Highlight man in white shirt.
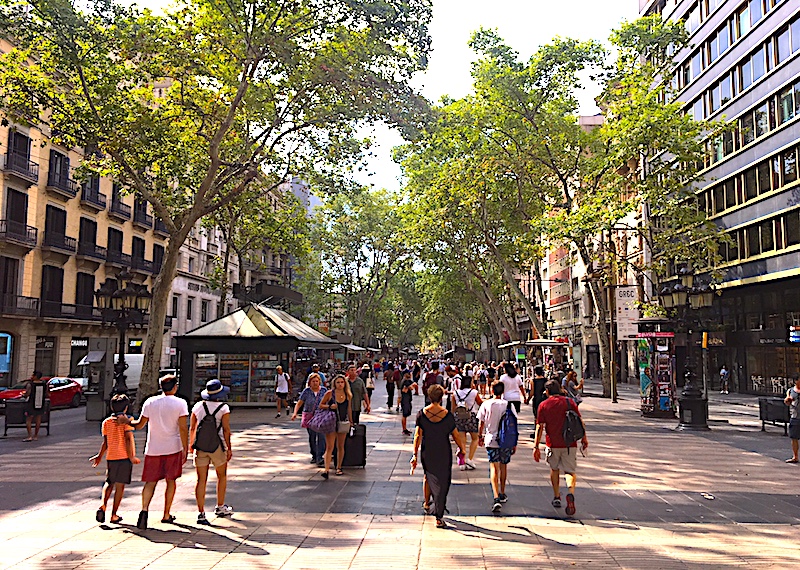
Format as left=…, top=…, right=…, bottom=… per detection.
left=274, top=365, right=292, bottom=418
left=120, top=375, right=188, bottom=530
left=477, top=382, right=517, bottom=512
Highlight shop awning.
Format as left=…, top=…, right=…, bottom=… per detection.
left=342, top=343, right=367, bottom=352
left=79, top=350, right=107, bottom=365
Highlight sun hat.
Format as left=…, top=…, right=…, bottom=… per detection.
left=201, top=379, right=230, bottom=401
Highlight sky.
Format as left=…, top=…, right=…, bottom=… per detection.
left=358, top=0, right=642, bottom=192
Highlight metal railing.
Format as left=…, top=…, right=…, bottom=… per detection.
left=154, top=218, right=169, bottom=235
left=133, top=208, right=153, bottom=229
left=109, top=199, right=132, bottom=220
left=77, top=241, right=107, bottom=260
left=0, top=219, right=38, bottom=247
left=106, top=249, right=132, bottom=266
left=80, top=187, right=107, bottom=210
left=0, top=294, right=39, bottom=317
left=46, top=173, right=79, bottom=197
left=131, top=256, right=154, bottom=274
left=43, top=231, right=77, bottom=253
left=3, top=152, right=39, bottom=183
left=40, top=300, right=101, bottom=320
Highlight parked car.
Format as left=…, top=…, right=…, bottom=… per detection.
left=0, top=378, right=82, bottom=411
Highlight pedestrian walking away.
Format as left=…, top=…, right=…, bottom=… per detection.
left=533, top=380, right=588, bottom=517
left=531, top=365, right=547, bottom=418
left=346, top=363, right=371, bottom=424
left=292, top=373, right=328, bottom=466
left=411, top=384, right=466, bottom=529
left=90, top=394, right=140, bottom=525
left=422, top=362, right=444, bottom=406
left=362, top=363, right=375, bottom=399
left=719, top=365, right=730, bottom=394
left=190, top=379, right=234, bottom=525
left=318, top=375, right=353, bottom=478
left=22, top=370, right=49, bottom=441
left=274, top=365, right=292, bottom=418
left=117, top=374, right=189, bottom=530
left=451, top=383, right=482, bottom=469
left=385, top=363, right=397, bottom=409
left=499, top=361, right=526, bottom=413
left=784, top=375, right=800, bottom=463
left=400, top=370, right=418, bottom=436
left=477, top=382, right=518, bottom=512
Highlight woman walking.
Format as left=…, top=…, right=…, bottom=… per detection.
left=385, top=363, right=396, bottom=409
left=318, top=375, right=352, bottom=478
left=451, top=382, right=482, bottom=470
left=361, top=364, right=375, bottom=400
left=531, top=365, right=547, bottom=418
left=400, top=370, right=418, bottom=436
left=411, top=385, right=466, bottom=529
left=291, top=373, right=327, bottom=466
left=499, top=361, right=526, bottom=413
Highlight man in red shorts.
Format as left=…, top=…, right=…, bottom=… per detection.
left=119, top=375, right=188, bottom=529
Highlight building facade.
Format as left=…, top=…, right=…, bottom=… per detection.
left=642, top=0, right=800, bottom=394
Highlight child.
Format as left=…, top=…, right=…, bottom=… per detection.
left=400, top=370, right=418, bottom=436
left=90, top=394, right=140, bottom=524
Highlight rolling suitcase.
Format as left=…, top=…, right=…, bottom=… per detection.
left=341, top=424, right=367, bottom=467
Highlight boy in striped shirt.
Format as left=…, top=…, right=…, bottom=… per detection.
left=90, top=394, right=140, bottom=524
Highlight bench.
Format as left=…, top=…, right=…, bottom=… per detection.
left=758, top=397, right=790, bottom=436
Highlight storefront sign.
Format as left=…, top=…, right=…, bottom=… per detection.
left=71, top=338, right=88, bottom=348
left=637, top=332, right=675, bottom=338
left=788, top=325, right=800, bottom=344
left=616, top=286, right=639, bottom=340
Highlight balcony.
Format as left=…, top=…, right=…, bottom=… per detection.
left=109, top=199, right=131, bottom=222
left=131, top=256, right=154, bottom=275
left=42, top=231, right=77, bottom=254
left=106, top=249, right=132, bottom=268
left=45, top=173, right=79, bottom=200
left=0, top=294, right=39, bottom=317
left=40, top=301, right=100, bottom=321
left=0, top=219, right=38, bottom=252
left=76, top=241, right=107, bottom=271
left=133, top=208, right=153, bottom=230
left=154, top=218, right=169, bottom=237
left=80, top=187, right=107, bottom=212
left=2, top=153, right=39, bottom=184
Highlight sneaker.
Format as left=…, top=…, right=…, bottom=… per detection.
left=565, top=493, right=576, bottom=516
left=197, top=512, right=210, bottom=525
left=465, top=459, right=477, bottom=470
left=551, top=496, right=562, bottom=509
left=310, top=458, right=318, bottom=464
left=492, top=498, right=502, bottom=512
left=214, top=504, right=234, bottom=517
left=402, top=429, right=412, bottom=436
left=275, top=413, right=281, bottom=418
left=459, top=464, right=467, bottom=471
left=498, top=494, right=508, bottom=503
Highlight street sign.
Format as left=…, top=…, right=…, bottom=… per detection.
left=615, top=286, right=639, bottom=340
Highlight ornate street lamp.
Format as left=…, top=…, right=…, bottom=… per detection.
left=95, top=270, right=151, bottom=394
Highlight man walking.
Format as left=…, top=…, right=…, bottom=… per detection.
left=477, top=382, right=517, bottom=512
left=533, top=380, right=588, bottom=516
left=346, top=363, right=370, bottom=424
left=719, top=365, right=730, bottom=394
left=784, top=375, right=800, bottom=463
left=274, top=365, right=292, bottom=418
left=120, top=375, right=188, bottom=529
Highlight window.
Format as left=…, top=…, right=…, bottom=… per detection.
left=757, top=161, right=771, bottom=193
left=708, top=34, right=719, bottom=64
left=737, top=5, right=751, bottom=38
left=745, top=167, right=758, bottom=200
left=107, top=227, right=123, bottom=253
left=690, top=51, right=702, bottom=80
left=718, top=24, right=730, bottom=55
left=187, top=297, right=194, bottom=320
left=153, top=244, right=164, bottom=269
left=725, top=179, right=737, bottom=209
left=132, top=236, right=145, bottom=260
left=171, top=295, right=179, bottom=319
left=779, top=87, right=795, bottom=124
left=795, top=81, right=800, bottom=116
left=792, top=19, right=800, bottom=53
left=752, top=47, right=765, bottom=82
left=747, top=226, right=760, bottom=257
left=710, top=85, right=720, bottom=112
left=741, top=111, right=755, bottom=145
left=720, top=75, right=732, bottom=105
left=784, top=149, right=798, bottom=185
left=693, top=98, right=705, bottom=121
left=754, top=103, right=769, bottom=138
left=713, top=184, right=724, bottom=214
left=688, top=5, right=701, bottom=34
left=786, top=211, right=800, bottom=246
left=201, top=300, right=209, bottom=322
left=772, top=156, right=781, bottom=189
left=777, top=28, right=791, bottom=63
left=750, top=0, right=763, bottom=26
left=188, top=257, right=195, bottom=273
left=741, top=59, right=752, bottom=90
left=723, top=129, right=734, bottom=156
left=760, top=220, right=774, bottom=252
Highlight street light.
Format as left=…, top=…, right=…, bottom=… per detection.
left=95, top=270, right=152, bottom=394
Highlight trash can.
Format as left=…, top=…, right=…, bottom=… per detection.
left=4, top=399, right=50, bottom=436
left=85, top=391, right=107, bottom=421
left=758, top=397, right=789, bottom=435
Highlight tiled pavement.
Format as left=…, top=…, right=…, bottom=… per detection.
left=0, top=381, right=798, bottom=569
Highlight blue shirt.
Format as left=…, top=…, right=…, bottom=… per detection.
left=298, top=386, right=327, bottom=412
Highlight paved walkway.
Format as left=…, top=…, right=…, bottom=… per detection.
left=1, top=380, right=798, bottom=569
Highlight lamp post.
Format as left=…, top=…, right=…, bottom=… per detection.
left=657, top=266, right=717, bottom=430
left=95, top=270, right=152, bottom=394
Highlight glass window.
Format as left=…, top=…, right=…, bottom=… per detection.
left=688, top=5, right=701, bottom=34
left=751, top=0, right=764, bottom=25
left=723, top=129, right=734, bottom=156
left=755, top=103, right=769, bottom=137
left=187, top=297, right=194, bottom=320
left=741, top=111, right=755, bottom=145
left=741, top=59, right=752, bottom=90
left=693, top=98, right=705, bottom=120
left=766, top=40, right=774, bottom=72
left=201, top=300, right=209, bottom=322
left=691, top=51, right=702, bottom=80
left=709, top=36, right=719, bottom=64
left=738, top=5, right=751, bottom=38
left=745, top=167, right=758, bottom=200
left=725, top=180, right=737, bottom=208
left=786, top=211, right=800, bottom=246
left=713, top=136, right=724, bottom=164
left=718, top=25, right=730, bottom=54
left=778, top=28, right=791, bottom=63
left=784, top=149, right=798, bottom=184
left=713, top=184, right=725, bottom=213
left=748, top=225, right=760, bottom=256
left=795, top=81, right=800, bottom=115
left=761, top=220, right=774, bottom=252
left=779, top=87, right=795, bottom=123
left=727, top=234, right=739, bottom=261
left=792, top=19, right=800, bottom=53
left=757, top=161, right=771, bottom=193
left=171, top=295, right=179, bottom=318
left=772, top=156, right=782, bottom=189
left=710, top=85, right=720, bottom=112
left=720, top=74, right=732, bottom=105
left=752, top=47, right=765, bottom=82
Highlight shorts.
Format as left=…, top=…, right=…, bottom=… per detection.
left=194, top=446, right=227, bottom=468
left=545, top=446, right=578, bottom=474
left=486, top=447, right=513, bottom=464
left=478, top=378, right=487, bottom=385
left=401, top=399, right=412, bottom=418
left=106, top=458, right=133, bottom=484
left=276, top=392, right=288, bottom=400
left=789, top=418, right=800, bottom=440
left=141, top=451, right=183, bottom=482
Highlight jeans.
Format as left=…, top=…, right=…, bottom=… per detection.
left=307, top=428, right=326, bottom=462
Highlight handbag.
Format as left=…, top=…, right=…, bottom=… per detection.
left=309, top=408, right=337, bottom=434
left=301, top=411, right=315, bottom=428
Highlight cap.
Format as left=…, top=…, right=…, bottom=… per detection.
left=201, top=379, right=230, bottom=401
left=312, top=363, right=320, bottom=368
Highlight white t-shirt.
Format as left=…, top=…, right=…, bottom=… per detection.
left=499, top=373, right=524, bottom=402
left=141, top=394, right=189, bottom=456
left=191, top=400, right=230, bottom=449
left=453, top=387, right=479, bottom=412
left=276, top=372, right=290, bottom=393
left=448, top=374, right=462, bottom=392
left=477, top=398, right=517, bottom=448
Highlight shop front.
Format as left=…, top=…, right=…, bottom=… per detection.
left=176, top=303, right=341, bottom=406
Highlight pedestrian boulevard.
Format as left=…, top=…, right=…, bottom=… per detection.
left=0, top=381, right=798, bottom=569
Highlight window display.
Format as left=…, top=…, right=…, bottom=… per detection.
left=194, top=353, right=218, bottom=401
left=250, top=354, right=281, bottom=402
left=219, top=354, right=250, bottom=403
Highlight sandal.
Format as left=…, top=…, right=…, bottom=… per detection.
left=335, top=469, right=343, bottom=476
left=96, top=508, right=105, bottom=523
left=110, top=515, right=123, bottom=524
left=422, top=504, right=432, bottom=515
left=435, top=518, right=448, bottom=529
left=321, top=471, right=329, bottom=479
left=786, top=458, right=799, bottom=463
left=22, top=437, right=33, bottom=442
left=160, top=515, right=176, bottom=524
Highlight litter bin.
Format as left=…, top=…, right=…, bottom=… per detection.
left=85, top=390, right=107, bottom=421
left=4, top=399, right=50, bottom=436
left=758, top=397, right=789, bottom=435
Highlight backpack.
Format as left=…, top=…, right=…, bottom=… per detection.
left=454, top=389, right=473, bottom=421
left=193, top=402, right=223, bottom=452
left=496, top=401, right=518, bottom=449
left=562, top=398, right=585, bottom=446
left=423, top=371, right=439, bottom=393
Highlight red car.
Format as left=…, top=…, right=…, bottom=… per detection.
left=0, top=378, right=83, bottom=411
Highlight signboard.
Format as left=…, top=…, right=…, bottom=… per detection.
left=789, top=325, right=800, bottom=344
left=637, top=332, right=675, bottom=338
left=615, top=286, right=639, bottom=339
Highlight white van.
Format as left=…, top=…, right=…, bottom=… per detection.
left=58, top=353, right=144, bottom=396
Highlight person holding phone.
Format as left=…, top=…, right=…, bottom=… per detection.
left=784, top=375, right=800, bottom=463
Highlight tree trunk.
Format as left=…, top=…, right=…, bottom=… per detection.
left=138, top=226, right=191, bottom=407
left=487, top=241, right=545, bottom=336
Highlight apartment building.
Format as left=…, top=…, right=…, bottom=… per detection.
left=642, top=0, right=800, bottom=395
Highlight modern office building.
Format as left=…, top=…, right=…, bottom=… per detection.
left=641, top=0, right=800, bottom=394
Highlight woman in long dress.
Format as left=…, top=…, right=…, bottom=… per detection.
left=410, top=384, right=466, bottom=529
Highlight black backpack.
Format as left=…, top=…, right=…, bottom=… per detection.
left=193, top=402, right=223, bottom=452
left=562, top=398, right=585, bottom=445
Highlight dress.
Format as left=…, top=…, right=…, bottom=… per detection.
left=416, top=409, right=457, bottom=520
